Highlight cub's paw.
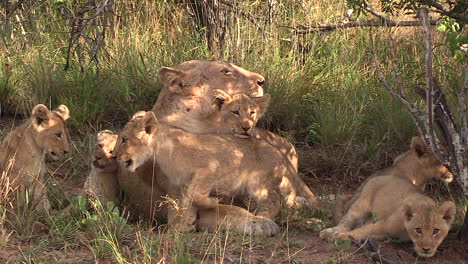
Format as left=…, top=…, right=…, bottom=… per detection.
left=336, top=232, right=353, bottom=241
left=319, top=227, right=339, bottom=239
left=243, top=216, right=280, bottom=237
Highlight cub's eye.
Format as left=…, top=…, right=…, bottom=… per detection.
left=250, top=111, right=256, bottom=116
left=433, top=228, right=440, bottom=235
left=55, top=132, right=62, bottom=139
left=231, top=111, right=240, bottom=116
left=97, top=144, right=103, bottom=149
left=415, top=228, right=422, bottom=234
left=122, top=137, right=128, bottom=144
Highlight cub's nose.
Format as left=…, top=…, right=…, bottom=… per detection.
left=64, top=150, right=69, bottom=154
left=422, top=248, right=431, bottom=253
left=242, top=126, right=250, bottom=132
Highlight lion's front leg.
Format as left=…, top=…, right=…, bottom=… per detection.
left=337, top=221, right=388, bottom=241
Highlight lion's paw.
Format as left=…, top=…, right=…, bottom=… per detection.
left=336, top=232, right=352, bottom=241
left=319, top=227, right=338, bottom=239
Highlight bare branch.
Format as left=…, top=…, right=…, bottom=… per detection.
left=428, top=0, right=468, bottom=23
left=462, top=56, right=468, bottom=150
left=419, top=8, right=438, bottom=153
left=350, top=238, right=399, bottom=264
left=281, top=19, right=439, bottom=34
left=372, top=50, right=428, bottom=137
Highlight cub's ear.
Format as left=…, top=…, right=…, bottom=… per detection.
left=31, top=104, right=51, bottom=130
left=53, top=104, right=70, bottom=121
left=411, top=136, right=430, bottom=157
left=253, top=94, right=271, bottom=117
left=158, top=67, right=186, bottom=94
left=403, top=203, right=415, bottom=222
left=438, top=201, right=456, bottom=225
left=97, top=130, right=114, bottom=141
left=131, top=111, right=147, bottom=120
left=212, top=89, right=232, bottom=110
left=142, top=111, right=158, bottom=135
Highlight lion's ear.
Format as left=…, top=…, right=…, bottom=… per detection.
left=403, top=203, right=415, bottom=222
left=31, top=104, right=51, bottom=130
left=131, top=111, right=147, bottom=120
left=438, top=201, right=456, bottom=225
left=97, top=130, right=114, bottom=141
left=158, top=67, right=186, bottom=94
left=53, top=104, right=70, bottom=121
left=253, top=94, right=271, bottom=117
left=142, top=111, right=158, bottom=135
left=212, top=89, right=232, bottom=110
left=411, top=136, right=430, bottom=157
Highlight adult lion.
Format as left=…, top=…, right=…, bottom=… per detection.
left=117, top=60, right=282, bottom=236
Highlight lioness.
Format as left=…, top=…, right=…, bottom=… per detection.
left=0, top=104, right=70, bottom=212
left=320, top=175, right=456, bottom=258
left=334, top=136, right=453, bottom=223
left=114, top=111, right=324, bottom=226
left=83, top=130, right=120, bottom=207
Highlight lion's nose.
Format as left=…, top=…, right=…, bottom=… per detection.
left=422, top=248, right=430, bottom=253
left=242, top=126, right=250, bottom=132
left=64, top=150, right=68, bottom=154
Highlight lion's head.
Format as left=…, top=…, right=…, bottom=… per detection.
left=403, top=199, right=456, bottom=257
left=153, top=60, right=265, bottom=133
left=393, top=137, right=453, bottom=184
left=92, top=130, right=118, bottom=172
left=114, top=111, right=157, bottom=173
left=211, top=89, right=271, bottom=138
left=31, top=104, right=70, bottom=161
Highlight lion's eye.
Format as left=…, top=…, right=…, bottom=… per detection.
left=250, top=111, right=256, bottom=116
left=97, top=143, right=103, bottom=148
left=55, top=132, right=62, bottom=139
left=221, top=68, right=232, bottom=75
left=122, top=137, right=128, bottom=144
left=231, top=111, right=240, bottom=116
left=415, top=228, right=422, bottom=234
left=433, top=228, right=440, bottom=235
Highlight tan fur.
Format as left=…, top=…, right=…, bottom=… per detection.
left=114, top=111, right=325, bottom=230
left=83, top=130, right=120, bottom=207
left=0, top=104, right=70, bottom=212
left=334, top=136, right=453, bottom=223
left=208, top=89, right=298, bottom=170
left=320, top=176, right=456, bottom=258
left=115, top=60, right=281, bottom=235
left=153, top=60, right=265, bottom=134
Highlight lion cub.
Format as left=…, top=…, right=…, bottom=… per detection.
left=209, top=89, right=298, bottom=171
left=0, top=104, right=70, bottom=212
left=320, top=175, right=456, bottom=258
left=114, top=111, right=325, bottom=228
left=83, top=130, right=120, bottom=207
left=334, top=136, right=453, bottom=223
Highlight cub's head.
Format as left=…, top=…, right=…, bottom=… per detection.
left=31, top=104, right=70, bottom=161
left=403, top=199, right=456, bottom=257
left=158, top=60, right=265, bottom=97
left=212, top=89, right=271, bottom=138
left=92, top=130, right=118, bottom=172
left=114, top=111, right=158, bottom=172
left=393, top=137, right=453, bottom=184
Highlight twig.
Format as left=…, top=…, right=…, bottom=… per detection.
left=350, top=238, right=399, bottom=264
left=283, top=19, right=439, bottom=34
